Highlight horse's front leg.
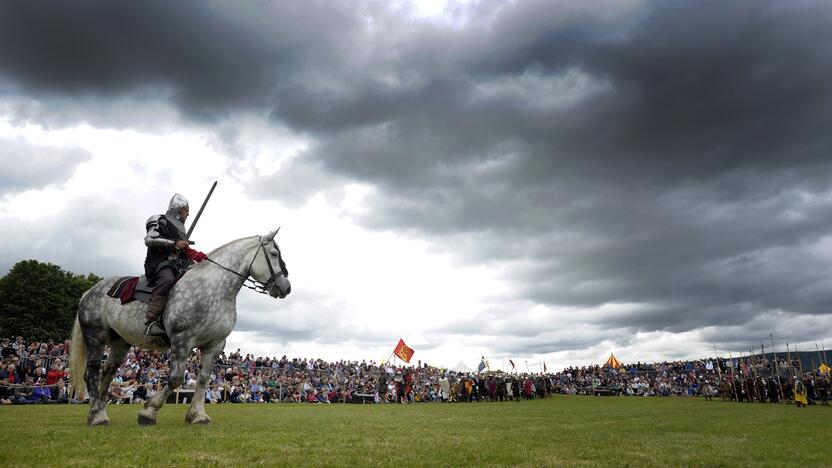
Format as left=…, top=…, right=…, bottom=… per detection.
left=186, top=339, right=225, bottom=425
left=137, top=343, right=188, bottom=426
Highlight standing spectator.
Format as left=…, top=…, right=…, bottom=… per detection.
left=794, top=378, right=808, bottom=408
left=377, top=370, right=388, bottom=403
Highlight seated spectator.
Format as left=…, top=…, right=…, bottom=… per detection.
left=31, top=378, right=52, bottom=403
left=52, top=379, right=69, bottom=404
left=229, top=384, right=244, bottom=403
left=208, top=385, right=223, bottom=404
left=133, top=383, right=148, bottom=403
left=12, top=377, right=35, bottom=404
left=46, top=361, right=66, bottom=387
left=109, top=382, right=125, bottom=404
left=250, top=380, right=265, bottom=403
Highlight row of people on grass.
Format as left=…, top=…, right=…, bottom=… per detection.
left=2, top=336, right=829, bottom=406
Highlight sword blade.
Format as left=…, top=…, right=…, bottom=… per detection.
left=186, top=180, right=217, bottom=240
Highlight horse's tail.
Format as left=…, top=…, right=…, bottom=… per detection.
left=69, top=315, right=88, bottom=400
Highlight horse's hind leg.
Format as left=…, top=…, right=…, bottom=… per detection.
left=186, top=339, right=225, bottom=425
left=84, top=331, right=109, bottom=426
left=138, top=342, right=188, bottom=426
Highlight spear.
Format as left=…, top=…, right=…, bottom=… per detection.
left=786, top=342, right=794, bottom=378
left=728, top=351, right=739, bottom=402
left=822, top=342, right=828, bottom=368
left=795, top=345, right=805, bottom=378
left=713, top=343, right=724, bottom=401
left=737, top=351, right=749, bottom=402
left=771, top=334, right=784, bottom=401
left=815, top=343, right=824, bottom=370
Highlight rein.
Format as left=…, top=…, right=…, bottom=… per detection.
left=205, top=237, right=286, bottom=295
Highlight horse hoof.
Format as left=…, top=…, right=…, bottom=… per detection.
left=137, top=410, right=157, bottom=426
left=186, top=413, right=211, bottom=425
left=88, top=414, right=110, bottom=426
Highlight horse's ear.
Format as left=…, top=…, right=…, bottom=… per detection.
left=263, top=227, right=280, bottom=242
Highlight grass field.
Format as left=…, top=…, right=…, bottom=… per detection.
left=1, top=396, right=830, bottom=467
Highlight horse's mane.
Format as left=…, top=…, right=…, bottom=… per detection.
left=207, top=235, right=259, bottom=257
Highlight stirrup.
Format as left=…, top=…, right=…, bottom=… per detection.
left=144, top=321, right=166, bottom=337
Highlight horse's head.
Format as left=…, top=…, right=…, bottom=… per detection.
left=249, top=229, right=291, bottom=299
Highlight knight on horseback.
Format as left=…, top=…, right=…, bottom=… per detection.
left=143, top=193, right=207, bottom=336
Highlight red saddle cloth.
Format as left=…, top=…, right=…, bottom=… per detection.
left=106, top=276, right=140, bottom=304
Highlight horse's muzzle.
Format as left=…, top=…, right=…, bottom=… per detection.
left=270, top=277, right=291, bottom=299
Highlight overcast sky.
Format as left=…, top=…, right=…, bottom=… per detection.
left=1, top=0, right=831, bottom=370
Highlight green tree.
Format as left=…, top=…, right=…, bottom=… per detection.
left=0, top=260, right=101, bottom=341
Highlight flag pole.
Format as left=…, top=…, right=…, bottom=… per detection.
left=822, top=341, right=828, bottom=367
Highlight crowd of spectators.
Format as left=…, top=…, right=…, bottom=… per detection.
left=1, top=335, right=829, bottom=407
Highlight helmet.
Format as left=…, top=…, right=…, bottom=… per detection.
left=167, top=193, right=189, bottom=216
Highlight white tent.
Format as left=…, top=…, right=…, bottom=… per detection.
left=451, top=361, right=473, bottom=373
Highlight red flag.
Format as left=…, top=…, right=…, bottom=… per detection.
left=509, top=359, right=515, bottom=370
left=393, top=339, right=414, bottom=363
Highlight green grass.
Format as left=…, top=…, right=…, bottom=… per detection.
left=1, top=396, right=830, bottom=467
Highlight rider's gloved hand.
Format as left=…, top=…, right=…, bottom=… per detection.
left=185, top=246, right=208, bottom=262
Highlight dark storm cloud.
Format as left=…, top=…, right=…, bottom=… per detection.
left=2, top=0, right=831, bottom=349
left=0, top=0, right=359, bottom=121
left=311, top=1, right=832, bottom=336
left=0, top=139, right=90, bottom=194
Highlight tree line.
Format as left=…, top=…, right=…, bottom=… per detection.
left=0, top=260, right=101, bottom=341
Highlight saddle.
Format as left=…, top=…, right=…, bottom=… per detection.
left=106, top=276, right=155, bottom=304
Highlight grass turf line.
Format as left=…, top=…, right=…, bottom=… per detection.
left=0, top=396, right=829, bottom=467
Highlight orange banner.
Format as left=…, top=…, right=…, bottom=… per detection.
left=393, top=338, right=414, bottom=363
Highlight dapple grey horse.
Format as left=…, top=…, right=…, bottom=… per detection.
left=69, top=230, right=290, bottom=426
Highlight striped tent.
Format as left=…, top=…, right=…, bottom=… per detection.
left=604, top=353, right=622, bottom=369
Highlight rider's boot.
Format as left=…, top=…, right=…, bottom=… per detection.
left=144, top=294, right=168, bottom=337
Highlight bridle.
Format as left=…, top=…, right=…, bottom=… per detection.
left=205, top=236, right=288, bottom=296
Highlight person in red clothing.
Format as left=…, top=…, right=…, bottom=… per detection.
left=46, top=361, right=66, bottom=386
left=403, top=368, right=413, bottom=403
